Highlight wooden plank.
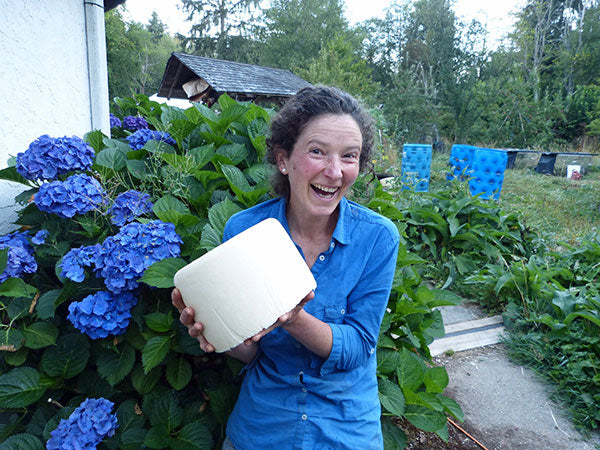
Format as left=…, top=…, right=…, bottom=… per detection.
left=444, top=315, right=503, bottom=335
left=430, top=327, right=506, bottom=357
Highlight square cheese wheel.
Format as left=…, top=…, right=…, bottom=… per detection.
left=173, top=218, right=317, bottom=352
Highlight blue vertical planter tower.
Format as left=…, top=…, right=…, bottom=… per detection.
left=401, top=143, right=432, bottom=192
left=468, top=148, right=508, bottom=200
left=448, top=144, right=477, bottom=180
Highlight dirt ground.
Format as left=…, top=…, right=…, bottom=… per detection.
left=401, top=418, right=483, bottom=449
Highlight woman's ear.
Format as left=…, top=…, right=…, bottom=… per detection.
left=275, top=148, right=288, bottom=174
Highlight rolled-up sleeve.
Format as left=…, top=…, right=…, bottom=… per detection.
left=319, top=228, right=399, bottom=375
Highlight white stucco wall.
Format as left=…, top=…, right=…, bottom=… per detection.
left=0, top=0, right=108, bottom=232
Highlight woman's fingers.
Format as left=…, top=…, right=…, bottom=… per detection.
left=171, top=288, right=184, bottom=311
left=171, top=289, right=215, bottom=352
left=180, top=306, right=196, bottom=327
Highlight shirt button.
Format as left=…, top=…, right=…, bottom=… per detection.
left=370, top=348, right=375, bottom=354
left=302, top=387, right=307, bottom=393
left=318, top=255, right=325, bottom=261
left=340, top=309, right=345, bottom=314
left=301, top=414, right=308, bottom=421
left=330, top=242, right=335, bottom=249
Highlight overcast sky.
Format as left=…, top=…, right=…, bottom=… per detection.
left=121, top=0, right=526, bottom=48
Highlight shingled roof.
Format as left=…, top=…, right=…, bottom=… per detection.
left=158, top=52, right=312, bottom=104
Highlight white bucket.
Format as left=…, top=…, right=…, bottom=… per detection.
left=567, top=165, right=581, bottom=179
left=174, top=218, right=316, bottom=352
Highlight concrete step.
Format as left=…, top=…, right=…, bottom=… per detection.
left=430, top=315, right=505, bottom=357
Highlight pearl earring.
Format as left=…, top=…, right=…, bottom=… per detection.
left=281, top=168, right=287, bottom=174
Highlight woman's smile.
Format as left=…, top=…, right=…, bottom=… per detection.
left=277, top=114, right=362, bottom=222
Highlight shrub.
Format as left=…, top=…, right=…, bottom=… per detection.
left=0, top=95, right=461, bottom=448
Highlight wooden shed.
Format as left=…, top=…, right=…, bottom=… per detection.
left=158, top=52, right=312, bottom=106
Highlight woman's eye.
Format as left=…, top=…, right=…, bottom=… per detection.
left=310, top=148, right=322, bottom=155
left=344, top=153, right=358, bottom=159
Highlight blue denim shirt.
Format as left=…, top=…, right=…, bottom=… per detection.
left=224, top=197, right=399, bottom=450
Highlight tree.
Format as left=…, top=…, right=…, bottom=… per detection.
left=105, top=10, right=178, bottom=100
left=298, top=35, right=379, bottom=101
left=259, top=0, right=349, bottom=71
left=148, top=10, right=166, bottom=43
left=178, top=0, right=260, bottom=61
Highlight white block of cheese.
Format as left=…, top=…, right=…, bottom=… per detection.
left=173, top=218, right=317, bottom=353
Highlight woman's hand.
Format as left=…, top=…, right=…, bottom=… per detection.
left=244, top=290, right=315, bottom=344
left=171, top=288, right=215, bottom=353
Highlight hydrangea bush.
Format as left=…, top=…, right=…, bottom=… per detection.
left=0, top=94, right=274, bottom=449
left=0, top=93, right=462, bottom=449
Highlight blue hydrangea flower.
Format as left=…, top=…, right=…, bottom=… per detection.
left=122, top=115, right=148, bottom=131
left=34, top=174, right=106, bottom=219
left=15, top=135, right=95, bottom=181
left=109, top=113, right=122, bottom=128
left=68, top=291, right=137, bottom=339
left=59, top=245, right=100, bottom=283
left=126, top=129, right=176, bottom=151
left=31, top=229, right=48, bottom=245
left=0, top=231, right=37, bottom=283
left=94, top=220, right=182, bottom=293
left=109, top=190, right=154, bottom=226
left=46, top=397, right=118, bottom=449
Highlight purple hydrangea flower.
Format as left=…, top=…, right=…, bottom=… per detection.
left=126, top=129, right=176, bottom=151
left=0, top=231, right=37, bottom=283
left=109, top=113, right=122, bottom=128
left=46, top=397, right=118, bottom=449
left=15, top=135, right=95, bottom=181
left=122, top=115, right=148, bottom=131
left=109, top=190, right=154, bottom=226
left=93, top=220, right=182, bottom=293
left=68, top=291, right=137, bottom=339
left=34, top=174, right=106, bottom=219
left=31, top=229, right=48, bottom=245
left=59, top=245, right=100, bottom=283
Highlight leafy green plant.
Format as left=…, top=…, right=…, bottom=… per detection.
left=0, top=94, right=272, bottom=448
left=464, top=234, right=600, bottom=432
left=366, top=187, right=465, bottom=447
left=0, top=94, right=465, bottom=449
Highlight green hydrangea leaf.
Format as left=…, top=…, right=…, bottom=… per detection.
left=171, top=422, right=213, bottom=450
left=0, top=278, right=37, bottom=298
left=140, top=257, right=187, bottom=289
left=97, top=344, right=136, bottom=386
left=166, top=356, right=192, bottom=390
left=378, top=378, right=406, bottom=416
left=23, top=322, right=59, bottom=349
left=404, top=404, right=448, bottom=432
left=95, top=147, right=127, bottom=171
left=142, top=336, right=172, bottom=373
left=0, top=433, right=43, bottom=450
left=145, top=312, right=174, bottom=332
left=0, top=367, right=46, bottom=408
left=41, top=333, right=89, bottom=379
left=35, top=289, right=61, bottom=320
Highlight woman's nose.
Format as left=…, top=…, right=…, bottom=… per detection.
left=324, top=156, right=342, bottom=179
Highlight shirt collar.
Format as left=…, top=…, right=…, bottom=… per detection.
left=275, top=196, right=351, bottom=246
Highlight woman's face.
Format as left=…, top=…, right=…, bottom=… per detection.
left=276, top=114, right=362, bottom=221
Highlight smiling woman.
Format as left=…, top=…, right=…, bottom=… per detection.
left=172, top=86, right=399, bottom=450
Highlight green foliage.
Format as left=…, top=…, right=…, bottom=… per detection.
left=299, top=34, right=379, bottom=101
left=105, top=10, right=178, bottom=99
left=463, top=226, right=600, bottom=431
left=259, top=0, right=350, bottom=72
left=0, top=92, right=472, bottom=448
left=362, top=186, right=465, bottom=446
left=0, top=94, right=272, bottom=447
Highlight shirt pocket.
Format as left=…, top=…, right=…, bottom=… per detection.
left=324, top=305, right=346, bottom=324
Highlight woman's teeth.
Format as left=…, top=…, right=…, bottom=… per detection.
left=312, top=184, right=338, bottom=194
